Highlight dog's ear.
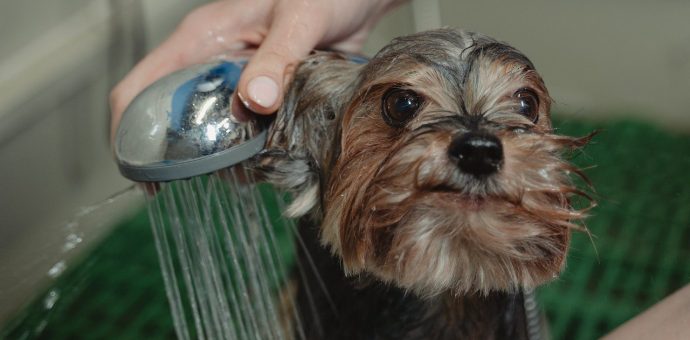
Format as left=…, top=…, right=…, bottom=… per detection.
left=253, top=52, right=364, bottom=218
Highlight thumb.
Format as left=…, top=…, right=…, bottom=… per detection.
left=237, top=8, right=325, bottom=114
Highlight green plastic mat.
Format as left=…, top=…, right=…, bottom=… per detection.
left=2, top=118, right=689, bottom=340
left=1, top=208, right=176, bottom=340
left=539, top=119, right=690, bottom=339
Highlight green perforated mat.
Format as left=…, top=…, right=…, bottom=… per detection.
left=2, top=118, right=689, bottom=340
left=1, top=208, right=176, bottom=340
left=538, top=119, right=690, bottom=339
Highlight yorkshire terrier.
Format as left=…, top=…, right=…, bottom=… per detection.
left=251, top=28, right=592, bottom=340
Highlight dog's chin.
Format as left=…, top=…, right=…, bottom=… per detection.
left=341, top=189, right=570, bottom=297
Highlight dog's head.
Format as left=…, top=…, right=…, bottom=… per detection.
left=254, top=29, right=592, bottom=296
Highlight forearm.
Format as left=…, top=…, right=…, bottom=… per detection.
left=602, top=284, right=690, bottom=340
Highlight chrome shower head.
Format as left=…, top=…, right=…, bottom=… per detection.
left=114, top=60, right=271, bottom=182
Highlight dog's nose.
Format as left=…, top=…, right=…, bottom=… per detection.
left=448, top=132, right=503, bottom=177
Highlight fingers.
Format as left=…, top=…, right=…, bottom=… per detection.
left=237, top=1, right=327, bottom=114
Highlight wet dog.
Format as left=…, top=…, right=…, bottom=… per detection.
left=253, top=28, right=593, bottom=339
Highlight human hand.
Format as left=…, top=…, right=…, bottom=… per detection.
left=603, top=283, right=690, bottom=340
left=110, top=0, right=405, bottom=141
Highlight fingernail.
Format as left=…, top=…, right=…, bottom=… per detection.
left=247, top=76, right=279, bottom=108
left=237, top=91, right=251, bottom=110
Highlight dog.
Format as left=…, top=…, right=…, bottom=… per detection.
left=251, top=28, right=593, bottom=339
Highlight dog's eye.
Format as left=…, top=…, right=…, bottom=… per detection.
left=514, top=88, right=539, bottom=123
left=382, top=88, right=423, bottom=127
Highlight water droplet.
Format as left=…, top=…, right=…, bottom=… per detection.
left=62, top=233, right=83, bottom=252
left=77, top=205, right=97, bottom=217
left=47, top=261, right=67, bottom=279
left=34, top=320, right=48, bottom=334
left=43, top=289, right=60, bottom=310
left=538, top=169, right=549, bottom=179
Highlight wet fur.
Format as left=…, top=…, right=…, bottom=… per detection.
left=250, top=28, right=592, bottom=337
left=292, top=219, right=528, bottom=340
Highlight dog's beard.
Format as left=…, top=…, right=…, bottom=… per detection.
left=256, top=28, right=593, bottom=297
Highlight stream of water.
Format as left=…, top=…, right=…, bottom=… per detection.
left=145, top=167, right=304, bottom=340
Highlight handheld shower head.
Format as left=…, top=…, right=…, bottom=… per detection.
left=114, top=60, right=272, bottom=182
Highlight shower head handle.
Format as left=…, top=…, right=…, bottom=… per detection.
left=114, top=59, right=271, bottom=182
